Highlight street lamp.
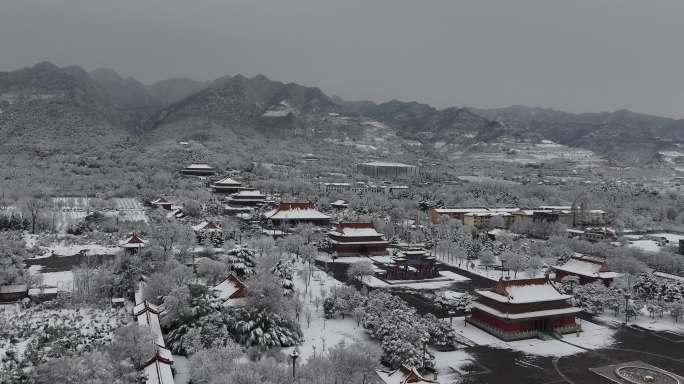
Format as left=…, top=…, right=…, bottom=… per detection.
left=624, top=292, right=632, bottom=323
left=500, top=257, right=507, bottom=279
left=448, top=309, right=455, bottom=326
left=289, top=350, right=299, bottom=378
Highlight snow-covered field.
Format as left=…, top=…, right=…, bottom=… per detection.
left=625, top=232, right=684, bottom=253
left=50, top=197, right=148, bottom=232
left=284, top=262, right=371, bottom=361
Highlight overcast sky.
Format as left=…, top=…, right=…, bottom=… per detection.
left=1, top=0, right=683, bottom=118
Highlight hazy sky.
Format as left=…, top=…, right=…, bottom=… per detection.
left=2, top=0, right=684, bottom=118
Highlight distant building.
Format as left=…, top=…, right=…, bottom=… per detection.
left=385, top=248, right=438, bottom=280
left=468, top=277, right=581, bottom=340
left=680, top=239, right=684, bottom=255
left=565, top=227, right=617, bottom=242
left=180, top=163, right=216, bottom=176
left=264, top=202, right=331, bottom=227
left=323, top=182, right=352, bottom=193
left=119, top=233, right=147, bottom=255
left=211, top=177, right=242, bottom=194
left=328, top=222, right=388, bottom=257
left=150, top=197, right=173, bottom=210
left=358, top=161, right=418, bottom=179
left=552, top=254, right=620, bottom=285
left=376, top=365, right=438, bottom=384
left=532, top=210, right=574, bottom=228
left=429, top=208, right=518, bottom=228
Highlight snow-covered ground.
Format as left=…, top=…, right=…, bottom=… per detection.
left=624, top=232, right=684, bottom=253
left=283, top=262, right=372, bottom=361
left=449, top=317, right=615, bottom=357
left=28, top=265, right=74, bottom=291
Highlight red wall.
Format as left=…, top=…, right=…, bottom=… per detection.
left=472, top=308, right=576, bottom=332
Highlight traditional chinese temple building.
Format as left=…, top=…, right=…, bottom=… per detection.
left=468, top=277, right=581, bottom=340
left=226, top=189, right=267, bottom=207
left=119, top=233, right=147, bottom=255
left=264, top=202, right=331, bottom=227
left=385, top=248, right=439, bottom=280
left=180, top=163, right=216, bottom=176
left=552, top=254, right=619, bottom=286
left=328, top=222, right=388, bottom=257
left=211, top=177, right=242, bottom=194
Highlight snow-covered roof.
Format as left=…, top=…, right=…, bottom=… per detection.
left=134, top=301, right=161, bottom=316
left=329, top=223, right=383, bottom=238
left=151, top=197, right=170, bottom=205
left=212, top=274, right=246, bottom=301
left=262, top=109, right=292, bottom=117
left=136, top=308, right=165, bottom=347
left=552, top=255, right=618, bottom=279
left=232, top=190, right=264, bottom=197
left=472, top=301, right=581, bottom=320
left=192, top=221, right=222, bottom=232
left=476, top=278, right=572, bottom=304
left=331, top=199, right=348, bottom=206
left=213, top=177, right=241, bottom=185
left=265, top=208, right=330, bottom=220
left=376, top=365, right=438, bottom=384
left=143, top=357, right=174, bottom=384
left=119, top=233, right=147, bottom=248
left=185, top=163, right=214, bottom=169
left=538, top=205, right=572, bottom=210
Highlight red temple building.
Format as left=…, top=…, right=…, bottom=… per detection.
left=385, top=248, right=439, bottom=280
left=212, top=273, right=247, bottom=304
left=468, top=277, right=581, bottom=340
left=552, top=254, right=620, bottom=286
left=119, top=233, right=147, bottom=255
left=264, top=202, right=331, bottom=227
left=328, top=222, right=388, bottom=257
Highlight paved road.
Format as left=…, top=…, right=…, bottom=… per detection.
left=460, top=326, right=684, bottom=384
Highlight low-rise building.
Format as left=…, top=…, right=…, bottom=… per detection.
left=0, top=284, right=28, bottom=303
left=212, top=273, right=247, bottom=304
left=150, top=197, right=173, bottom=210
